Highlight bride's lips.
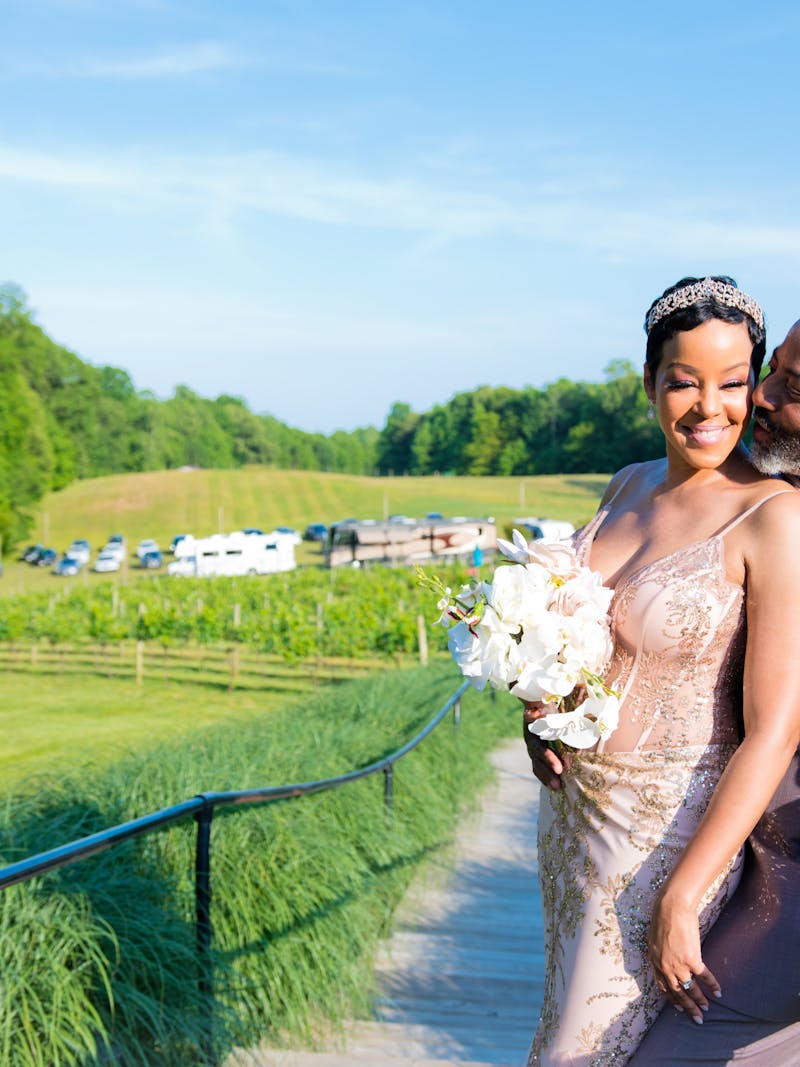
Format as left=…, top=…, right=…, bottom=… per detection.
left=681, top=423, right=730, bottom=445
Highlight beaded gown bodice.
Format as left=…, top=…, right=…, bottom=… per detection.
left=574, top=506, right=746, bottom=755
left=527, top=494, right=788, bottom=1067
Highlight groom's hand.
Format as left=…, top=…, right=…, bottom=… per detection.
left=522, top=703, right=564, bottom=790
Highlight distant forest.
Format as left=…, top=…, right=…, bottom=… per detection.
left=0, top=284, right=662, bottom=548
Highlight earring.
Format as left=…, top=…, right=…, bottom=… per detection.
left=647, top=400, right=655, bottom=420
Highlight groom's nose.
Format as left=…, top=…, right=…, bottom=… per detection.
left=752, top=376, right=776, bottom=411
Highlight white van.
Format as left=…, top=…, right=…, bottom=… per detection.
left=513, top=517, right=575, bottom=542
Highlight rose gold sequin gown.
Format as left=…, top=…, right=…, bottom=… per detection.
left=528, top=494, right=789, bottom=1067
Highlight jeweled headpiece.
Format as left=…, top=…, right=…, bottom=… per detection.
left=644, top=278, right=764, bottom=335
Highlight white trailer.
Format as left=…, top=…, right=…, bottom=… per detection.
left=176, top=532, right=295, bottom=578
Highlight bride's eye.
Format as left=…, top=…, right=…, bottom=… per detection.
left=665, top=380, right=695, bottom=391
left=722, top=380, right=748, bottom=390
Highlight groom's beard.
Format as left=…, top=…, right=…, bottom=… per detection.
left=750, top=410, right=800, bottom=475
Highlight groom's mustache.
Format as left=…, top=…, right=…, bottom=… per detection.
left=752, top=409, right=779, bottom=434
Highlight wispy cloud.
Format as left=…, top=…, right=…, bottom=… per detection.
left=86, top=40, right=248, bottom=78
left=2, top=139, right=799, bottom=266
left=16, top=40, right=251, bottom=80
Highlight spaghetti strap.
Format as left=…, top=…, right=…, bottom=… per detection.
left=713, top=489, right=795, bottom=538
left=603, top=464, right=640, bottom=510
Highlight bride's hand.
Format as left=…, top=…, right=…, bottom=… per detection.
left=648, top=890, right=721, bottom=1025
left=521, top=701, right=567, bottom=789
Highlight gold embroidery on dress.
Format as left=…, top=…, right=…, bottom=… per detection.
left=528, top=521, right=749, bottom=1066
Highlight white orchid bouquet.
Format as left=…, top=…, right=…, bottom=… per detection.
left=420, top=530, right=620, bottom=751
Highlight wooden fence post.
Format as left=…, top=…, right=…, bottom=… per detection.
left=417, top=614, right=428, bottom=666
left=229, top=646, right=239, bottom=691
left=136, top=640, right=144, bottom=686
left=315, top=602, right=324, bottom=683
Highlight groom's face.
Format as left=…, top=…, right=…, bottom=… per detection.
left=751, top=326, right=800, bottom=475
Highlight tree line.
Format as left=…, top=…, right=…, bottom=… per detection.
left=0, top=286, right=378, bottom=547
left=375, top=362, right=663, bottom=476
left=0, top=283, right=663, bottom=549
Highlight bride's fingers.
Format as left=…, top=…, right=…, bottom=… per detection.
left=679, top=976, right=709, bottom=1016
left=693, top=964, right=722, bottom=999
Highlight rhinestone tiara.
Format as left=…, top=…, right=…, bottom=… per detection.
left=645, top=278, right=764, bottom=334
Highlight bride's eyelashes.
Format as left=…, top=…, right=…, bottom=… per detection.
left=664, top=379, right=748, bottom=391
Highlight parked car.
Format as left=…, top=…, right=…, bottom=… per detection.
left=169, top=533, right=189, bottom=554
left=100, top=541, right=126, bottom=562
left=20, top=543, right=43, bottom=562
left=271, top=526, right=301, bottom=545
left=66, top=538, right=91, bottom=565
left=303, top=522, right=328, bottom=542
left=140, top=549, right=163, bottom=570
left=240, top=527, right=264, bottom=536
left=35, top=548, right=58, bottom=568
left=94, top=550, right=121, bottom=573
left=136, top=538, right=160, bottom=560
left=54, top=555, right=81, bottom=577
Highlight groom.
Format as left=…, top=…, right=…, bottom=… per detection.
left=525, top=320, right=800, bottom=1066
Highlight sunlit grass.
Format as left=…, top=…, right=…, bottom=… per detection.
left=1, top=663, right=519, bottom=1065
left=0, top=649, right=392, bottom=789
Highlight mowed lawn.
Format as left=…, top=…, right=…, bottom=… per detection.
left=3, top=468, right=608, bottom=595
left=0, top=672, right=294, bottom=791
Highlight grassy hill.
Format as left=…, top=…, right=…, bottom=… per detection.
left=3, top=467, right=608, bottom=594
left=30, top=466, right=607, bottom=547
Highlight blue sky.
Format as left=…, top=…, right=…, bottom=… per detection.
left=3, top=1, right=799, bottom=433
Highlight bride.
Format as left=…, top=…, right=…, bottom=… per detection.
left=525, top=277, right=800, bottom=1066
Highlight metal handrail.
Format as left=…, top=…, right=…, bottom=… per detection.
left=0, top=680, right=470, bottom=1063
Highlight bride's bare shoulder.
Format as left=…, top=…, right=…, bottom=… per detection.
left=600, top=460, right=664, bottom=507
left=744, top=484, right=800, bottom=557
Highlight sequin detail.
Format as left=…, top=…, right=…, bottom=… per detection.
left=527, top=512, right=750, bottom=1066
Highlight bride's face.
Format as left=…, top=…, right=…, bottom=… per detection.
left=645, top=318, right=754, bottom=471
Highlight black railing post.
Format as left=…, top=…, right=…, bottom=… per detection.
left=195, top=803, right=215, bottom=1064
left=453, top=697, right=461, bottom=730
left=383, top=763, right=394, bottom=811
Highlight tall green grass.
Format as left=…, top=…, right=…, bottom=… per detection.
left=1, top=663, right=519, bottom=1065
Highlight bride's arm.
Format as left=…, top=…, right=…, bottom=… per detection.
left=648, top=490, right=800, bottom=1020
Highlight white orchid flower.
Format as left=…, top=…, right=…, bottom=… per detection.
left=497, top=527, right=535, bottom=563
left=447, top=621, right=491, bottom=689
left=489, top=563, right=548, bottom=631
left=527, top=690, right=621, bottom=749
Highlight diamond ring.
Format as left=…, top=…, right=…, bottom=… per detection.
left=680, top=977, right=694, bottom=991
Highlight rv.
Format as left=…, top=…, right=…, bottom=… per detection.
left=170, top=531, right=296, bottom=577
left=325, top=517, right=497, bottom=569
